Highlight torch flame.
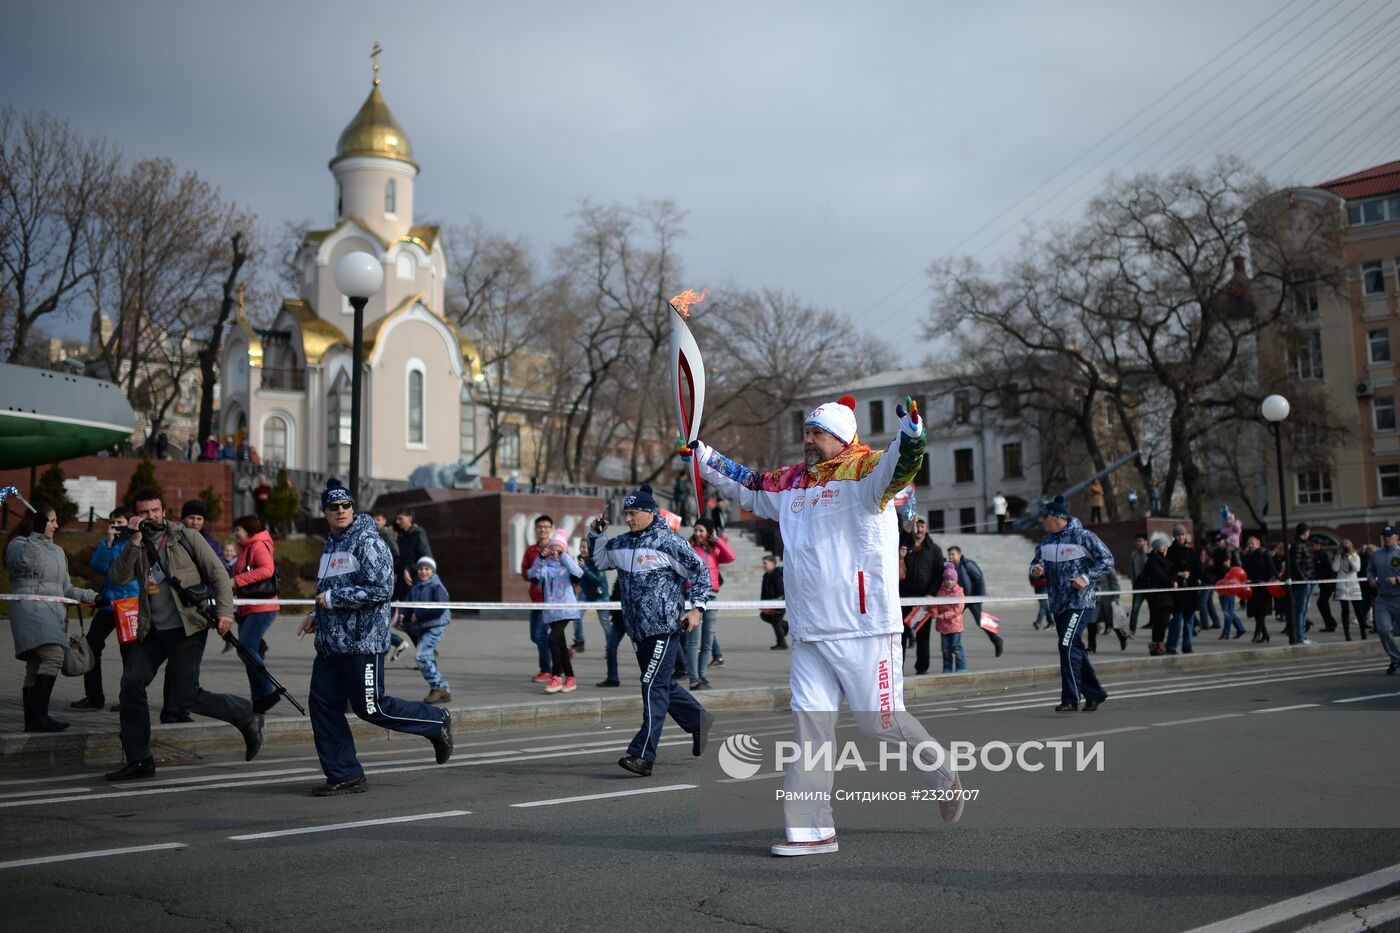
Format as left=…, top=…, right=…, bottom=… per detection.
left=668, top=287, right=709, bottom=319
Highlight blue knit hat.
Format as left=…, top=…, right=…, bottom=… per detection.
left=1040, top=495, right=1069, bottom=519
left=321, top=478, right=354, bottom=511
left=623, top=484, right=659, bottom=514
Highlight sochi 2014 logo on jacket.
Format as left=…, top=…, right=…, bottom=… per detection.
left=319, top=551, right=360, bottom=578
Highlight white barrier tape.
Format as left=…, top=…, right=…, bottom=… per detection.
left=0, top=575, right=1368, bottom=613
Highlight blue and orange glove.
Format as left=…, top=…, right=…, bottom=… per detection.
left=894, top=396, right=923, bottom=438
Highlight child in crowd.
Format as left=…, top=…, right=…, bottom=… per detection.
left=528, top=530, right=583, bottom=693
left=933, top=564, right=966, bottom=673
left=400, top=557, right=453, bottom=704
left=222, top=541, right=240, bottom=575
left=759, top=554, right=788, bottom=649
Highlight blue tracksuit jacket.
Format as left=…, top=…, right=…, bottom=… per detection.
left=1030, top=517, right=1115, bottom=613
left=314, top=512, right=395, bottom=656
left=588, top=514, right=712, bottom=640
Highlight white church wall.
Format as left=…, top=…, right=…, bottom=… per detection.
left=370, top=316, right=462, bottom=481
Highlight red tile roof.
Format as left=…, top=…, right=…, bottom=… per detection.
left=1315, top=160, right=1400, bottom=200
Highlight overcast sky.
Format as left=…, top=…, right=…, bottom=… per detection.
left=5, top=0, right=1394, bottom=360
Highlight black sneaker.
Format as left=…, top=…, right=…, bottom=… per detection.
left=431, top=710, right=454, bottom=764
left=618, top=755, right=653, bottom=776
left=1082, top=698, right=1105, bottom=712
left=709, top=658, right=725, bottom=668
left=105, top=757, right=155, bottom=782
left=160, top=710, right=192, bottom=724
left=70, top=697, right=105, bottom=710
left=572, top=641, right=586, bottom=653
left=596, top=679, right=621, bottom=688
left=312, top=776, right=368, bottom=796
left=1054, top=702, right=1078, bottom=712
left=241, top=714, right=264, bottom=762
left=692, top=711, right=714, bottom=757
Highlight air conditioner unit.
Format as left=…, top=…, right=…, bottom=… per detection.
left=1357, top=380, right=1375, bottom=398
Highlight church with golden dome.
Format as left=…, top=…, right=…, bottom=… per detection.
left=220, top=53, right=481, bottom=481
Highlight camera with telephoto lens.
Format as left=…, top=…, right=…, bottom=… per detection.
left=139, top=519, right=164, bottom=537
left=112, top=525, right=134, bottom=540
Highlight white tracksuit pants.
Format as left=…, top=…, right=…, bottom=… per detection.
left=784, top=632, right=955, bottom=842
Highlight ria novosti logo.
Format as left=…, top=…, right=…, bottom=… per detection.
left=718, top=733, right=764, bottom=779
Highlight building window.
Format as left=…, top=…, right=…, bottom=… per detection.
left=868, top=399, right=885, bottom=434
left=1287, top=332, right=1324, bottom=381
left=926, top=509, right=945, bottom=535
left=1380, top=465, right=1400, bottom=500
left=1293, top=423, right=1323, bottom=449
left=459, top=385, right=475, bottom=459
left=1375, top=395, right=1396, bottom=433
left=1283, top=279, right=1318, bottom=315
left=498, top=423, right=521, bottom=469
left=1369, top=329, right=1392, bottom=364
left=1000, top=382, right=1020, bottom=417
left=954, top=447, right=975, bottom=484
left=959, top=507, right=977, bottom=534
left=396, top=252, right=416, bottom=280
left=1363, top=260, right=1385, bottom=296
left=953, top=390, right=971, bottom=424
left=263, top=415, right=289, bottom=466
left=385, top=179, right=397, bottom=216
left=1002, top=442, right=1023, bottom=478
left=1348, top=196, right=1400, bottom=226
left=406, top=363, right=425, bottom=446
left=327, top=370, right=352, bottom=475
left=336, top=182, right=342, bottom=220
left=1295, top=470, right=1333, bottom=506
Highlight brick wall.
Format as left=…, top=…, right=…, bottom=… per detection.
left=0, top=457, right=234, bottom=533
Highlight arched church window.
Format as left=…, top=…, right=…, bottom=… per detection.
left=397, top=252, right=416, bottom=280
left=264, top=415, right=289, bottom=465
left=336, top=182, right=342, bottom=220
left=327, top=369, right=352, bottom=474
left=385, top=179, right=397, bottom=216
left=407, top=364, right=425, bottom=445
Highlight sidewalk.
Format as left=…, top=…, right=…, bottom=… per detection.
left=1, top=602, right=1387, bottom=764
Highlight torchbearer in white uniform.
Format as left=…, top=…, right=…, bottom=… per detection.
left=684, top=394, right=963, bottom=857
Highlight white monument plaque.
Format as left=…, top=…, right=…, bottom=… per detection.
left=64, top=475, right=118, bottom=521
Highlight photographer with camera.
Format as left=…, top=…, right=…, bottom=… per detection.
left=70, top=506, right=143, bottom=712
left=102, top=488, right=264, bottom=782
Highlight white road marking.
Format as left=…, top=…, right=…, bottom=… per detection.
left=0, top=842, right=185, bottom=870
left=510, top=785, right=696, bottom=808
left=1151, top=714, right=1243, bottom=727
left=1333, top=691, right=1400, bottom=704
left=0, top=786, right=93, bottom=800
left=229, top=810, right=470, bottom=840
left=1251, top=704, right=1320, bottom=714
left=1294, top=894, right=1400, bottom=933
left=1183, top=860, right=1400, bottom=933
left=717, top=770, right=788, bottom=784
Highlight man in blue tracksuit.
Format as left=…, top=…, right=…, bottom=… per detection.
left=587, top=484, right=713, bottom=775
left=1364, top=524, right=1400, bottom=675
left=298, top=479, right=453, bottom=796
left=1029, top=496, right=1115, bottom=711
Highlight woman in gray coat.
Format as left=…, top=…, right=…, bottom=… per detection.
left=5, top=502, right=97, bottom=732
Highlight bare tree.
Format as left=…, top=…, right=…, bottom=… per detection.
left=445, top=219, right=551, bottom=476
left=927, top=158, right=1346, bottom=527
left=196, top=225, right=253, bottom=444
left=0, top=107, right=119, bottom=361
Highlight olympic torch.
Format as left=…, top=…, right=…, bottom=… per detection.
left=668, top=288, right=708, bottom=521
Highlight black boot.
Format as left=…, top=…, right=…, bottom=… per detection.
left=26, top=675, right=70, bottom=733
left=21, top=687, right=31, bottom=730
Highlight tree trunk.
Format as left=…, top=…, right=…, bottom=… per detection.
left=196, top=231, right=247, bottom=445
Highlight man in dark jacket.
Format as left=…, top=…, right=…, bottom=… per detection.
left=1287, top=523, right=1317, bottom=645
left=899, top=517, right=943, bottom=674
left=393, top=509, right=432, bottom=595
left=104, top=489, right=263, bottom=781
left=588, top=484, right=712, bottom=776
left=1165, top=524, right=1200, bottom=654
left=299, top=481, right=452, bottom=796
left=947, top=546, right=1003, bottom=657
left=1312, top=539, right=1337, bottom=632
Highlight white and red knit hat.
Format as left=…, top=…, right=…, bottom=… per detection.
left=804, top=395, right=858, bottom=445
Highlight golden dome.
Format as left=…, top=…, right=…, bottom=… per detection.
left=331, top=86, right=417, bottom=169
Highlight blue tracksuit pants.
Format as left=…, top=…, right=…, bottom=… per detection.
left=628, top=632, right=705, bottom=762
left=309, top=652, right=446, bottom=784
left=1054, top=607, right=1107, bottom=707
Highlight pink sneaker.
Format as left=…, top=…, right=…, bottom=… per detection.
left=770, top=836, right=838, bottom=857
left=544, top=676, right=564, bottom=694
left=561, top=676, right=578, bottom=693
left=531, top=671, right=552, bottom=683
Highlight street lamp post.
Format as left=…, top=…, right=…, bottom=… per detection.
left=334, top=251, right=384, bottom=504
left=1262, top=394, right=1292, bottom=643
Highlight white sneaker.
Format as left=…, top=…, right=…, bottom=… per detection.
left=939, top=769, right=965, bottom=824
left=770, top=836, right=838, bottom=857
left=1300, top=639, right=1314, bottom=646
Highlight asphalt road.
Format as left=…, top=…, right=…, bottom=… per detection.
left=2, top=655, right=1398, bottom=932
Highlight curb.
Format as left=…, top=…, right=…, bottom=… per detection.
left=1, top=641, right=1381, bottom=767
